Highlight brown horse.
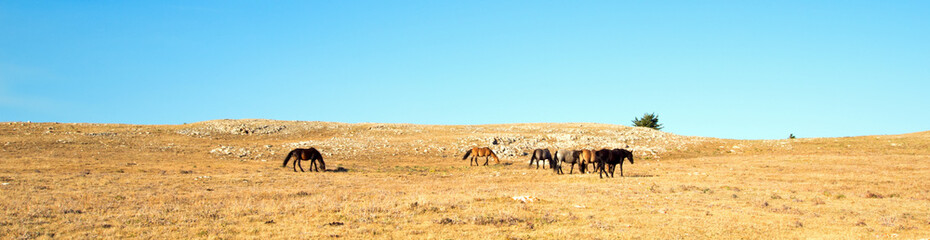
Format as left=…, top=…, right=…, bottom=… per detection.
left=462, top=147, right=500, bottom=166
left=283, top=148, right=326, bottom=172
left=578, top=149, right=596, bottom=173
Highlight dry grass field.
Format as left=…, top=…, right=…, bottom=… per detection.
left=1, top=119, right=929, bottom=239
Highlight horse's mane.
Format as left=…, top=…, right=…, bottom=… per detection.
left=311, top=148, right=326, bottom=170
left=488, top=149, right=500, bottom=163
left=611, top=148, right=633, bottom=164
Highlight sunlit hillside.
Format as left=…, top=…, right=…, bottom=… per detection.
left=1, top=120, right=928, bottom=239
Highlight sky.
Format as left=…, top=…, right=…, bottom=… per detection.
left=1, top=1, right=928, bottom=139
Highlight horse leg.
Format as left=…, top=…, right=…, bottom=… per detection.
left=484, top=156, right=489, bottom=166
left=293, top=159, right=298, bottom=172
left=570, top=163, right=575, bottom=174
left=619, top=162, right=624, bottom=177
left=309, top=159, right=317, bottom=172
left=298, top=160, right=306, bottom=172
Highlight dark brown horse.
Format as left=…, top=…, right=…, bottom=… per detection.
left=595, top=148, right=634, bottom=178
left=283, top=148, right=326, bottom=172
left=529, top=148, right=552, bottom=169
left=462, top=147, right=500, bottom=166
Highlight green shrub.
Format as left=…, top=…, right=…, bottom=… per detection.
left=632, top=113, right=663, bottom=130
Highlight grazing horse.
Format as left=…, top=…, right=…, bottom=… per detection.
left=462, top=147, right=500, bottom=166
left=595, top=148, right=634, bottom=178
left=283, top=148, right=326, bottom=172
left=554, top=149, right=582, bottom=174
left=578, top=149, right=596, bottom=173
left=529, top=149, right=553, bottom=169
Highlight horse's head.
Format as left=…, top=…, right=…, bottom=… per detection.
left=318, top=158, right=326, bottom=171
left=628, top=150, right=634, bottom=164
left=549, top=158, right=560, bottom=171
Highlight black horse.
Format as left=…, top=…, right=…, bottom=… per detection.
left=528, top=149, right=553, bottom=169
left=595, top=148, right=634, bottom=178
left=283, top=148, right=326, bottom=172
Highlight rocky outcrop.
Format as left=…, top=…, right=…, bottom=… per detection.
left=181, top=120, right=707, bottom=161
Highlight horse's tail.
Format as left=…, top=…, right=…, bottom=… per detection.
left=462, top=149, right=472, bottom=160
left=283, top=150, right=296, bottom=167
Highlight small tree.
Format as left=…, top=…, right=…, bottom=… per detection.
left=632, top=113, right=663, bottom=130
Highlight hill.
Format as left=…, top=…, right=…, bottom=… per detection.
left=1, top=119, right=928, bottom=239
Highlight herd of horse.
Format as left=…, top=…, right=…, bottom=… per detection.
left=283, top=146, right=634, bottom=178
left=527, top=148, right=634, bottom=178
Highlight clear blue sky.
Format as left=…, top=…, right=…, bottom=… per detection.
left=1, top=1, right=928, bottom=139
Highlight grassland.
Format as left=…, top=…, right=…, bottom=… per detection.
left=1, top=120, right=928, bottom=239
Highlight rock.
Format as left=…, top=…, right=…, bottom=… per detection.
left=512, top=196, right=539, bottom=203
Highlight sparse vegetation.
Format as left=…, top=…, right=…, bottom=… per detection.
left=1, top=120, right=929, bottom=238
